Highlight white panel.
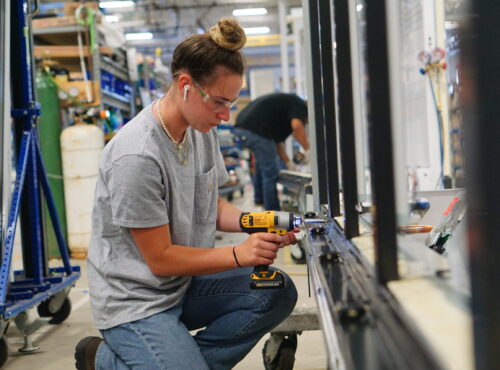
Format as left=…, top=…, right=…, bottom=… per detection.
left=249, top=69, right=276, bottom=100
left=387, top=1, right=410, bottom=224
left=399, top=0, right=442, bottom=190
left=278, top=0, right=290, bottom=93
left=400, top=0, right=431, bottom=167
left=350, top=0, right=372, bottom=202
left=302, top=0, right=321, bottom=212
left=291, top=8, right=305, bottom=97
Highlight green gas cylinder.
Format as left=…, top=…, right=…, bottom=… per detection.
left=36, top=69, right=68, bottom=258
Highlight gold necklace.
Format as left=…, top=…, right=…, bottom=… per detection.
left=156, top=97, right=189, bottom=165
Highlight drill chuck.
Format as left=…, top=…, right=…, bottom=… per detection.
left=293, top=216, right=303, bottom=227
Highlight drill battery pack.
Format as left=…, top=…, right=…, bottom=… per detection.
left=239, top=211, right=301, bottom=289
left=250, top=267, right=285, bottom=289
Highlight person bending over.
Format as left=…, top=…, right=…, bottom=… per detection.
left=234, top=93, right=309, bottom=211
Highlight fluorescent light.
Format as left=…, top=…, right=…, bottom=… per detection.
left=243, top=26, right=270, bottom=35
left=233, top=8, right=268, bottom=16
left=125, top=32, right=153, bottom=41
left=356, top=4, right=363, bottom=12
left=99, top=1, right=135, bottom=9
left=104, top=15, right=120, bottom=22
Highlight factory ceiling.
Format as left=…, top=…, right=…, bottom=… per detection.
left=39, top=0, right=303, bottom=56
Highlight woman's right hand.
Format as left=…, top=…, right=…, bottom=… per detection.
left=234, top=233, right=285, bottom=267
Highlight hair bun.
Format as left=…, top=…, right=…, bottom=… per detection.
left=209, top=18, right=246, bottom=52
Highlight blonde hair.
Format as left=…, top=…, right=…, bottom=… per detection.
left=171, top=18, right=246, bottom=84
left=209, top=18, right=247, bottom=52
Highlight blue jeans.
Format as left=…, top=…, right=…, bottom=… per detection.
left=234, top=128, right=281, bottom=210
left=95, top=267, right=297, bottom=370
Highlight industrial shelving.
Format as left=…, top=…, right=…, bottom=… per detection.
left=217, top=124, right=249, bottom=202
left=32, top=12, right=134, bottom=120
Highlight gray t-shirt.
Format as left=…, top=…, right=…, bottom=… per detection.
left=87, top=102, right=229, bottom=330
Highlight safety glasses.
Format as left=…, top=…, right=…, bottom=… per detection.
left=193, top=80, right=238, bottom=113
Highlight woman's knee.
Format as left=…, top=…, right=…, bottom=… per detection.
left=281, top=272, right=298, bottom=312
left=261, top=271, right=298, bottom=320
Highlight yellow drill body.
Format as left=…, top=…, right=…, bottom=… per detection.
left=239, top=211, right=299, bottom=289
left=239, top=211, right=292, bottom=236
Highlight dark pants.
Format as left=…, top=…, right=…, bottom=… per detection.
left=234, top=128, right=281, bottom=210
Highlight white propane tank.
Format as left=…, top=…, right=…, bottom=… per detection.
left=61, top=123, right=104, bottom=259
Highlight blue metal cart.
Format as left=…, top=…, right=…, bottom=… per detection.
left=0, top=0, right=80, bottom=365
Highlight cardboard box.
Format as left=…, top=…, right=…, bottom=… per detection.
left=57, top=80, right=101, bottom=107
left=32, top=16, right=77, bottom=29
left=64, top=2, right=100, bottom=16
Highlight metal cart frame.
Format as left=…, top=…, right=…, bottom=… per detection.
left=0, top=0, right=80, bottom=365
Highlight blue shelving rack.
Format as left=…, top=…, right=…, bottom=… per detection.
left=217, top=124, right=248, bottom=201
left=0, top=0, right=80, bottom=364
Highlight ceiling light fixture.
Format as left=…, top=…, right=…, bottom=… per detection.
left=99, top=1, right=135, bottom=9
left=233, top=8, right=268, bottom=16
left=125, top=32, right=153, bottom=41
left=243, top=26, right=271, bottom=35
left=104, top=15, right=120, bottom=22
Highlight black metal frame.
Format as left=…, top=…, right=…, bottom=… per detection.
left=364, top=0, right=398, bottom=283
left=464, top=1, right=500, bottom=368
left=317, top=0, right=341, bottom=217
left=305, top=0, right=329, bottom=207
left=306, top=0, right=340, bottom=217
left=301, top=0, right=440, bottom=367
left=332, top=0, right=360, bottom=239
left=301, top=0, right=500, bottom=368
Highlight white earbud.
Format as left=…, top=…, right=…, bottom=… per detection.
left=183, top=84, right=190, bottom=102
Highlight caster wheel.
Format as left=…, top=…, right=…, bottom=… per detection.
left=0, top=335, right=8, bottom=367
left=263, top=334, right=297, bottom=370
left=37, top=297, right=72, bottom=324
left=290, top=245, right=306, bottom=264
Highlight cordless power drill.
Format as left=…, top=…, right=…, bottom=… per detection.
left=239, top=211, right=302, bottom=289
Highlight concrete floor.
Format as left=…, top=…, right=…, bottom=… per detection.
left=3, top=186, right=327, bottom=369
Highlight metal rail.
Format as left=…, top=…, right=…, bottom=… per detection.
left=300, top=230, right=350, bottom=370
left=301, top=220, right=443, bottom=369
